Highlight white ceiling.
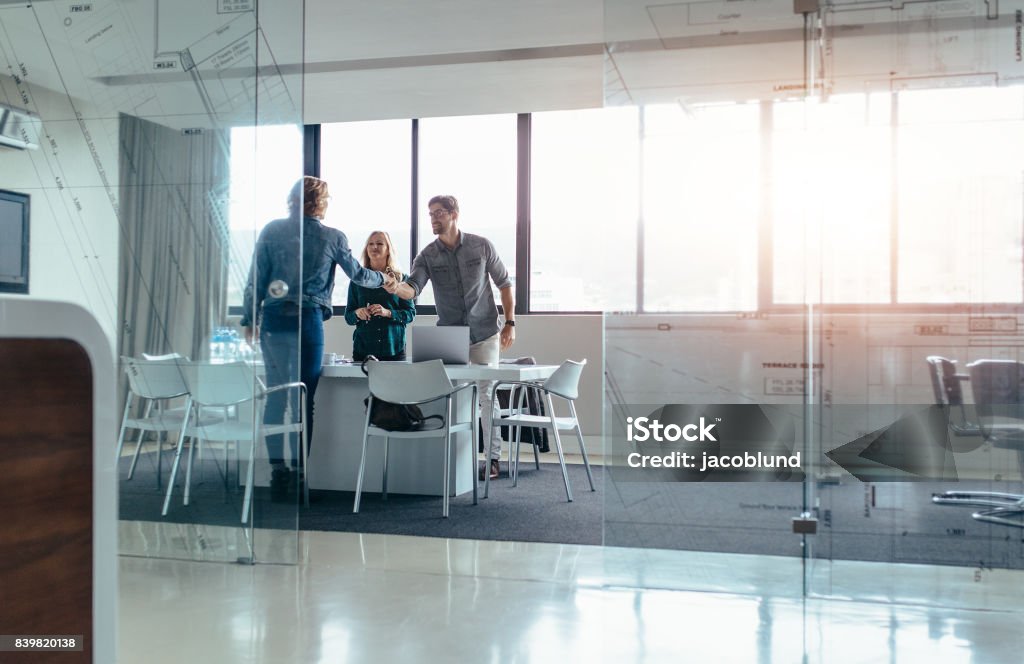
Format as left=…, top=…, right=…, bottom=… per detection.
left=295, top=0, right=1024, bottom=118
left=0, top=0, right=606, bottom=125
left=303, top=0, right=603, bottom=62
left=1, top=0, right=1020, bottom=129
left=298, top=0, right=605, bottom=121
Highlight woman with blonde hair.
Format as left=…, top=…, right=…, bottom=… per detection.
left=345, top=231, right=415, bottom=361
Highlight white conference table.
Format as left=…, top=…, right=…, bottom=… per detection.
left=307, top=362, right=558, bottom=496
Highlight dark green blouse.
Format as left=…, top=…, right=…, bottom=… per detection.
left=344, top=279, right=416, bottom=359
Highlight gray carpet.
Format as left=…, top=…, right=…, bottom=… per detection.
left=301, top=464, right=601, bottom=544
left=118, top=454, right=603, bottom=545
left=605, top=480, right=1024, bottom=569
left=119, top=452, right=1024, bottom=567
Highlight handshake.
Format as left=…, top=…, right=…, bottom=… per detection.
left=381, top=271, right=399, bottom=294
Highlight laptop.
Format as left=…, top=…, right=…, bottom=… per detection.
left=410, top=326, right=471, bottom=364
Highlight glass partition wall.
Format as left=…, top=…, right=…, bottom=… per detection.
left=119, top=1, right=306, bottom=564
left=0, top=0, right=305, bottom=564
left=602, top=0, right=1024, bottom=614
left=805, top=27, right=1024, bottom=610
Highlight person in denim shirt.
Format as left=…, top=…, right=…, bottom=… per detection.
left=241, top=177, right=393, bottom=496
left=345, top=231, right=415, bottom=361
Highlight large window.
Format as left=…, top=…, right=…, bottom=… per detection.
left=643, top=103, right=761, bottom=311
left=773, top=94, right=892, bottom=304
left=320, top=120, right=412, bottom=307
left=228, top=85, right=1024, bottom=315
left=531, top=107, right=639, bottom=311
left=227, top=124, right=303, bottom=307
left=897, top=87, right=1024, bottom=303
left=416, top=114, right=518, bottom=307
left=769, top=87, right=1024, bottom=306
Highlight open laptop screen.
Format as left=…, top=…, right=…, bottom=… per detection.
left=410, top=326, right=471, bottom=364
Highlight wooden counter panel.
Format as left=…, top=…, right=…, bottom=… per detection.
left=0, top=339, right=92, bottom=662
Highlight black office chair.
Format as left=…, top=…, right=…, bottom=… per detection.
left=925, top=356, right=977, bottom=436
left=932, top=359, right=1024, bottom=527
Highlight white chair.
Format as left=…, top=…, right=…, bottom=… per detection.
left=490, top=359, right=595, bottom=502
left=162, top=361, right=309, bottom=523
left=494, top=383, right=541, bottom=470
left=116, top=355, right=195, bottom=486
left=354, top=359, right=478, bottom=518
left=141, top=352, right=187, bottom=362
left=141, top=353, right=223, bottom=473
left=494, top=357, right=548, bottom=473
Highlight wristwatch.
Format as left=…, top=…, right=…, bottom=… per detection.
left=504, top=320, right=515, bottom=327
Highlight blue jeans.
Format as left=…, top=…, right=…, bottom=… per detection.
left=260, top=307, right=325, bottom=467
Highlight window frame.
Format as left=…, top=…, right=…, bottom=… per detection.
left=227, top=96, right=1024, bottom=318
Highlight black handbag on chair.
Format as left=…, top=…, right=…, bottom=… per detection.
left=361, top=356, right=443, bottom=431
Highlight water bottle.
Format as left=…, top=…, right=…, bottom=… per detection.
left=226, top=329, right=240, bottom=361
left=209, top=328, right=228, bottom=362
left=237, top=335, right=253, bottom=361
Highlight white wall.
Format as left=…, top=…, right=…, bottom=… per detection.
left=0, top=77, right=121, bottom=352
left=604, top=311, right=1024, bottom=478
left=604, top=311, right=1024, bottom=406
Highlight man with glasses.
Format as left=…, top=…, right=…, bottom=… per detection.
left=386, top=194, right=515, bottom=481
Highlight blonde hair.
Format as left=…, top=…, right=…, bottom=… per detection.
left=360, top=231, right=404, bottom=281
left=288, top=176, right=330, bottom=219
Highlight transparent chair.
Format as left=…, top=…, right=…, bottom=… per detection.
left=353, top=359, right=478, bottom=518
left=490, top=358, right=595, bottom=502
left=162, top=361, right=308, bottom=523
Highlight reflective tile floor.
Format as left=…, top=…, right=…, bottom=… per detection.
left=119, top=524, right=1024, bottom=664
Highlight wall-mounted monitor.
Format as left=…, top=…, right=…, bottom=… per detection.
left=0, top=189, right=29, bottom=294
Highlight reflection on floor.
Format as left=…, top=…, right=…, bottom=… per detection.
left=119, top=524, right=1024, bottom=663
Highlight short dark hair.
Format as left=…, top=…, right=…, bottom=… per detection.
left=428, top=194, right=459, bottom=215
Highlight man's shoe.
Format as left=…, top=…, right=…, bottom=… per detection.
left=479, top=459, right=500, bottom=481
left=270, top=467, right=291, bottom=502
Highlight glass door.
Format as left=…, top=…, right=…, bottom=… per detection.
left=601, top=0, right=811, bottom=598
left=801, top=9, right=1024, bottom=613
left=601, top=0, right=1024, bottom=614
left=67, top=0, right=308, bottom=564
